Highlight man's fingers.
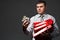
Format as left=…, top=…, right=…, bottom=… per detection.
left=23, top=20, right=28, bottom=24
left=25, top=22, right=29, bottom=25
left=22, top=20, right=29, bottom=26
left=23, top=21, right=29, bottom=27
left=23, top=20, right=29, bottom=25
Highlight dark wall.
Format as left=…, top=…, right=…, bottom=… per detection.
left=1, top=0, right=60, bottom=40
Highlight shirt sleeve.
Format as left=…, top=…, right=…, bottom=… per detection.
left=26, top=17, right=34, bottom=33
left=23, top=17, right=34, bottom=35
left=51, top=16, right=60, bottom=38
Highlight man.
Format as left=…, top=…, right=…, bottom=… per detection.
left=22, top=0, right=59, bottom=40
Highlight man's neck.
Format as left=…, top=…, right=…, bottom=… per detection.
left=39, top=13, right=45, bottom=15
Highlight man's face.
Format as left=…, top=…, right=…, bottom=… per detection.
left=36, top=3, right=46, bottom=15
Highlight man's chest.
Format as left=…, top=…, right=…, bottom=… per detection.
left=33, top=16, right=52, bottom=22
left=32, top=15, right=53, bottom=37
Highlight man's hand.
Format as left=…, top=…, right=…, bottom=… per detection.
left=22, top=16, right=30, bottom=29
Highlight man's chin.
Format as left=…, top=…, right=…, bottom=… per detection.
left=38, top=13, right=43, bottom=15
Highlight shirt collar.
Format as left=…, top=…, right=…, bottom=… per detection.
left=37, top=13, right=46, bottom=18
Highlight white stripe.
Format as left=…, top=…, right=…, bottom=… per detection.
left=33, top=25, right=52, bottom=37
left=35, top=21, right=46, bottom=26
left=34, top=24, right=46, bottom=30
left=33, top=27, right=47, bottom=37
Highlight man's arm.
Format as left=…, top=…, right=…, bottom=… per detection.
left=22, top=16, right=34, bottom=35
left=51, top=17, right=60, bottom=38
left=22, top=16, right=30, bottom=35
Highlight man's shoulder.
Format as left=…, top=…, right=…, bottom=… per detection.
left=47, top=14, right=55, bottom=18
left=47, top=14, right=56, bottom=22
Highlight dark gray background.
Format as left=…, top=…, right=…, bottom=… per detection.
left=1, top=0, right=60, bottom=40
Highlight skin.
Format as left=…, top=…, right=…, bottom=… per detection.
left=36, top=3, right=46, bottom=15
